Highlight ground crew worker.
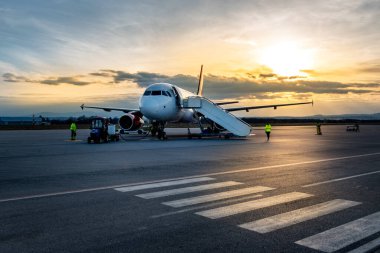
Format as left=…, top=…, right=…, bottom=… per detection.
left=316, top=122, right=322, bottom=135
left=354, top=123, right=360, bottom=132
left=265, top=123, right=272, bottom=141
left=70, top=122, right=77, bottom=140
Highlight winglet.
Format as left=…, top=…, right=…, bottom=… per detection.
left=196, top=65, right=204, bottom=96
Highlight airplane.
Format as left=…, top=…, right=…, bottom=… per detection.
left=81, top=66, right=313, bottom=139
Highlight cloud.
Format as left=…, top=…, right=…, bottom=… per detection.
left=39, top=76, right=92, bottom=86
left=3, top=69, right=380, bottom=100
left=3, top=73, right=92, bottom=86
left=358, top=64, right=380, bottom=73
left=114, top=71, right=169, bottom=84
left=300, top=70, right=317, bottom=75
left=3, top=73, right=31, bottom=82
left=259, top=73, right=277, bottom=79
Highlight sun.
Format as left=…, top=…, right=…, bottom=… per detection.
left=259, top=41, right=314, bottom=76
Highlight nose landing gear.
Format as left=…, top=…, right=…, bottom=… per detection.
left=151, top=121, right=167, bottom=140
left=157, top=129, right=167, bottom=140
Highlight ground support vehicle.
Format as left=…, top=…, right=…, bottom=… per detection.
left=87, top=117, right=120, bottom=143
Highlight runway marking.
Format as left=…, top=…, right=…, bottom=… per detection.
left=163, top=186, right=274, bottom=208
left=295, top=211, right=380, bottom=253
left=346, top=236, right=380, bottom=253
left=1, top=152, right=379, bottom=203
left=0, top=177, right=214, bottom=203
left=114, top=177, right=215, bottom=192
left=151, top=194, right=263, bottom=218
left=302, top=170, right=380, bottom=187
left=189, top=152, right=380, bottom=179
left=135, top=181, right=242, bottom=199
left=239, top=199, right=360, bottom=233
left=196, top=192, right=312, bottom=219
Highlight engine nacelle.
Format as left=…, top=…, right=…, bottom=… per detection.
left=119, top=113, right=144, bottom=131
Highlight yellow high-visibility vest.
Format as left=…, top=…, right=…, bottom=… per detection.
left=70, top=123, right=77, bottom=131
left=265, top=124, right=271, bottom=132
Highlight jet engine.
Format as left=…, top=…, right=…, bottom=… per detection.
left=118, top=113, right=144, bottom=131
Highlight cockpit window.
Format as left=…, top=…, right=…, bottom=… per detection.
left=144, top=90, right=172, bottom=96
left=162, top=91, right=171, bottom=97
left=151, top=90, right=161, bottom=95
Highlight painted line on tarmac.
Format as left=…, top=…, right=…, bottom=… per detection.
left=114, top=177, right=215, bottom=193
left=196, top=192, right=313, bottom=219
left=302, top=170, right=380, bottom=188
left=135, top=181, right=242, bottom=199
left=151, top=194, right=263, bottom=218
left=1, top=152, right=380, bottom=203
left=162, top=186, right=274, bottom=208
left=295, top=211, right=380, bottom=252
left=239, top=199, right=360, bottom=233
left=346, top=236, right=380, bottom=253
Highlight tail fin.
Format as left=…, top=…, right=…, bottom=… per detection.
left=196, top=65, right=204, bottom=96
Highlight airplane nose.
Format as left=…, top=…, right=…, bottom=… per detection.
left=140, top=96, right=171, bottom=120
left=140, top=98, right=157, bottom=111
left=140, top=97, right=159, bottom=116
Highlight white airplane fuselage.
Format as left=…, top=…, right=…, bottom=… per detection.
left=139, top=83, right=196, bottom=123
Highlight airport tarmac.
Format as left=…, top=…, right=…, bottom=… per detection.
left=0, top=125, right=379, bottom=253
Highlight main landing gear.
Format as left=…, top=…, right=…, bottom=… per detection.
left=151, top=121, right=167, bottom=140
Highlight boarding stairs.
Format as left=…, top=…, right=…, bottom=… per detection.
left=182, top=96, right=252, bottom=137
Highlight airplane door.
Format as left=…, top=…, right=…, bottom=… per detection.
left=172, top=86, right=181, bottom=107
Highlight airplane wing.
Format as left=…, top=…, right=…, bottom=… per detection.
left=80, top=104, right=140, bottom=114
left=215, top=101, right=239, bottom=106
left=225, top=101, right=313, bottom=112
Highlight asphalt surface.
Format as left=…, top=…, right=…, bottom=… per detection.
left=0, top=125, right=379, bottom=253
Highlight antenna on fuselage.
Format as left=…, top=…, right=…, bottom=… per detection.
left=196, top=65, right=204, bottom=96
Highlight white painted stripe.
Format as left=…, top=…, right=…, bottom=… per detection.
left=151, top=194, right=263, bottom=218
left=114, top=177, right=215, bottom=192
left=2, top=152, right=379, bottom=203
left=163, top=186, right=275, bottom=208
left=239, top=199, right=361, bottom=233
left=296, top=211, right=380, bottom=253
left=196, top=192, right=312, bottom=219
left=302, top=170, right=380, bottom=187
left=346, top=237, right=380, bottom=253
left=136, top=181, right=242, bottom=199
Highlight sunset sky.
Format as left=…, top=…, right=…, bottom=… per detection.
left=1, top=0, right=379, bottom=116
